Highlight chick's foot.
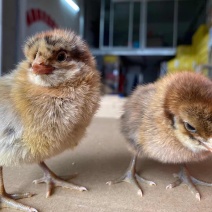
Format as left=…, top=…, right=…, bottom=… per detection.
left=0, top=194, right=37, bottom=212
left=166, top=165, right=212, bottom=201
left=33, top=162, right=87, bottom=198
left=106, top=155, right=156, bottom=197
left=0, top=167, right=37, bottom=211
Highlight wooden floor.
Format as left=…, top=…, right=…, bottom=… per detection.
left=2, top=117, right=212, bottom=212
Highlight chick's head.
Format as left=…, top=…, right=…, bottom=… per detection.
left=164, top=72, right=212, bottom=153
left=24, top=29, right=95, bottom=87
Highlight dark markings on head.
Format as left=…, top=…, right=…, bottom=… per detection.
left=38, top=52, right=42, bottom=57
left=46, top=47, right=52, bottom=52
left=71, top=46, right=89, bottom=63
left=33, top=50, right=38, bottom=59
left=189, top=135, right=195, bottom=141
left=3, top=127, right=15, bottom=136
left=189, top=135, right=201, bottom=146
left=164, top=109, right=176, bottom=129
left=171, top=115, right=176, bottom=130
left=45, top=36, right=63, bottom=46
left=27, top=37, right=39, bottom=49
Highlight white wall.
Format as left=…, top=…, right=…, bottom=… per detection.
left=26, top=0, right=80, bottom=36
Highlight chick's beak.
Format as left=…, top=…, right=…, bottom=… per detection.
left=32, top=62, right=55, bottom=75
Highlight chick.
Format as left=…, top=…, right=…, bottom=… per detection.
left=0, top=29, right=100, bottom=211
left=107, top=72, right=212, bottom=200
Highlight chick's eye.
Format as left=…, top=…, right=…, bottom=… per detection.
left=184, top=122, right=196, bottom=133
left=57, top=51, right=67, bottom=62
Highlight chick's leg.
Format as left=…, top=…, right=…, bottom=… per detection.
left=106, top=154, right=156, bottom=197
left=0, top=167, right=37, bottom=212
left=166, top=164, right=212, bottom=201
left=33, top=162, right=87, bottom=198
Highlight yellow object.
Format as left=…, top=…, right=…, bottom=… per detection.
left=176, top=45, right=193, bottom=58
left=167, top=56, right=196, bottom=73
left=167, top=25, right=209, bottom=73
left=192, top=25, right=208, bottom=48
left=103, top=55, right=119, bottom=64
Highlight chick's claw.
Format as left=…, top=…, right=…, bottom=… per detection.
left=166, top=178, right=182, bottom=189
left=33, top=175, right=87, bottom=198
left=136, top=174, right=156, bottom=186
left=34, top=162, right=87, bottom=198
left=107, top=155, right=155, bottom=196
left=9, top=192, right=36, bottom=200
left=106, top=170, right=143, bottom=197
left=0, top=167, right=37, bottom=211
left=165, top=165, right=212, bottom=201
left=191, top=176, right=212, bottom=187
left=0, top=195, right=38, bottom=212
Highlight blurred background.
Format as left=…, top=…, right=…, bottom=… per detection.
left=1, top=0, right=212, bottom=98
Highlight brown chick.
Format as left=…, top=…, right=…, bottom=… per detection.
left=107, top=72, right=212, bottom=200
left=0, top=29, right=100, bottom=211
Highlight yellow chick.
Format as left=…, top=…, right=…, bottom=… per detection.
left=0, top=29, right=100, bottom=211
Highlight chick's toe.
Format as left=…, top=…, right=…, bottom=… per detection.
left=107, top=154, right=155, bottom=197
left=0, top=195, right=37, bottom=212
left=0, top=167, right=37, bottom=211
left=33, top=162, right=87, bottom=198
left=166, top=165, right=212, bottom=200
